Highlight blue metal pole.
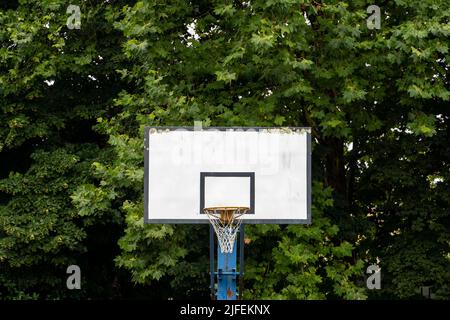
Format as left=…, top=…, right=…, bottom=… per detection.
left=216, top=242, right=238, bottom=300
left=209, top=225, right=215, bottom=300
left=239, top=224, right=244, bottom=299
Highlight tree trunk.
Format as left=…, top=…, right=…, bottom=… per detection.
left=324, top=137, right=346, bottom=197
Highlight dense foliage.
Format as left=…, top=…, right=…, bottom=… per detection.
left=1, top=0, right=448, bottom=299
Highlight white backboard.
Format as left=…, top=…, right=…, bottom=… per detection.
left=144, top=127, right=311, bottom=224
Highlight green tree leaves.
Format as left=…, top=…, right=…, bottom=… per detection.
left=407, top=112, right=437, bottom=137
left=0, top=146, right=93, bottom=298
left=244, top=183, right=366, bottom=299
left=0, top=1, right=129, bottom=299
left=1, top=0, right=448, bottom=300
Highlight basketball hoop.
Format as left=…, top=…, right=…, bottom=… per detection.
left=204, top=207, right=248, bottom=253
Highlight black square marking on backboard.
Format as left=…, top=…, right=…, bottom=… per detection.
left=200, top=172, right=255, bottom=214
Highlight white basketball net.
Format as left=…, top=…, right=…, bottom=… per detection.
left=205, top=207, right=247, bottom=254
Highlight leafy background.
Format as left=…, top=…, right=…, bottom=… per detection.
left=0, top=0, right=448, bottom=299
